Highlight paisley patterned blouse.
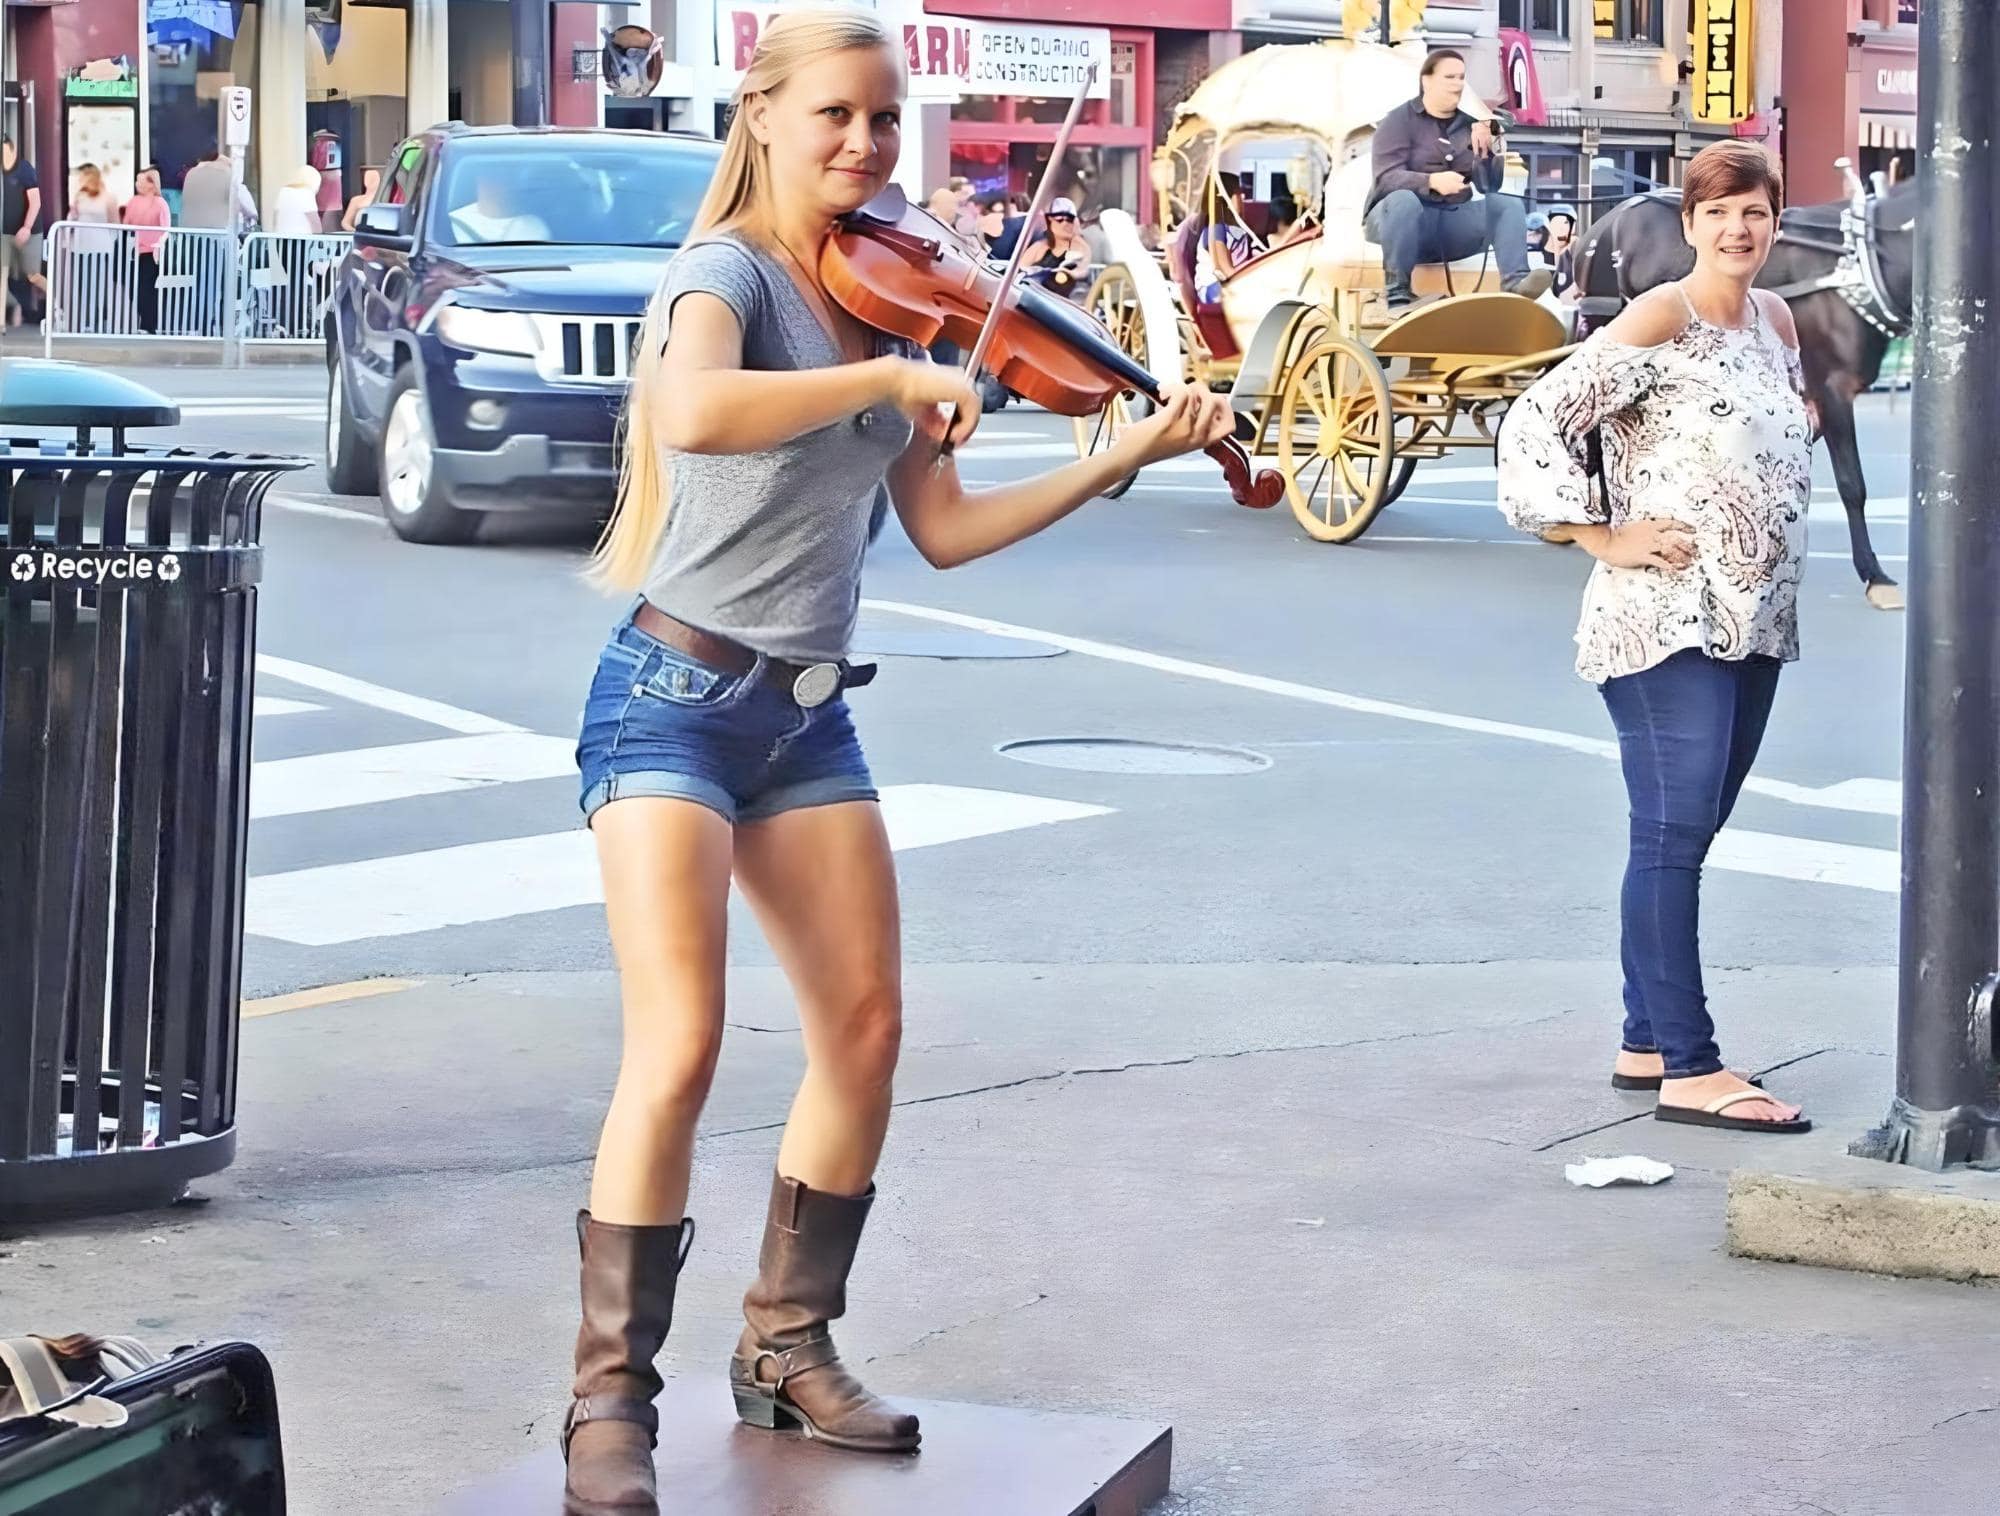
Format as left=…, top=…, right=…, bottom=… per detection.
left=1496, top=291, right=1813, bottom=683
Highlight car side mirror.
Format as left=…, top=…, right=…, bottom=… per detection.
left=353, top=202, right=413, bottom=250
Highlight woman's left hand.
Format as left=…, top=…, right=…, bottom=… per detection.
left=1120, top=384, right=1237, bottom=469
left=1804, top=398, right=1821, bottom=441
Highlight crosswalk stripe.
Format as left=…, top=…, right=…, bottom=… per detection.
left=251, top=732, right=578, bottom=820
left=257, top=655, right=526, bottom=736
left=253, top=696, right=324, bottom=718
left=178, top=404, right=322, bottom=416
left=1709, top=828, right=1898, bottom=893
left=245, top=783, right=1114, bottom=945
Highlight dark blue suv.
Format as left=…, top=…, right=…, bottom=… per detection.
left=324, top=125, right=721, bottom=543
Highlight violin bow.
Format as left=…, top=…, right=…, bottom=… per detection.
left=942, top=60, right=1101, bottom=449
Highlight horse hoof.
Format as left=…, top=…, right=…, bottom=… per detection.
left=1866, top=582, right=1906, bottom=611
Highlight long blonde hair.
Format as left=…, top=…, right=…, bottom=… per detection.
left=585, top=8, right=901, bottom=592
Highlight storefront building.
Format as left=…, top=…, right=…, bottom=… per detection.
left=1488, top=0, right=1779, bottom=221
left=917, top=6, right=1150, bottom=224
left=680, top=0, right=1197, bottom=223
left=1781, top=0, right=1915, bottom=206
left=4, top=0, right=602, bottom=234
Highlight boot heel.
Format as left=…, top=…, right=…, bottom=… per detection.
left=733, top=1384, right=806, bottom=1432
left=732, top=1385, right=780, bottom=1428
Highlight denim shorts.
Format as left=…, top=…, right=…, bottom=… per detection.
left=575, top=606, right=878, bottom=827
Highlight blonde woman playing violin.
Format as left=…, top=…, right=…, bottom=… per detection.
left=561, top=10, right=1233, bottom=1511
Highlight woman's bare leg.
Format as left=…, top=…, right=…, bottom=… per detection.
left=587, top=796, right=735, bottom=1224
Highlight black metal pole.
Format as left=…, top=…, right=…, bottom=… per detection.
left=1852, top=0, right=2000, bottom=1170
left=511, top=0, right=551, bottom=128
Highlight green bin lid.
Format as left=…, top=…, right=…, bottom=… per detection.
left=0, top=359, right=181, bottom=429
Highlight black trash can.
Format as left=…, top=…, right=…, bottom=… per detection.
left=0, top=360, right=307, bottom=1220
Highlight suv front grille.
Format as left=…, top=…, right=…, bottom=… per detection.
left=529, top=315, right=646, bottom=385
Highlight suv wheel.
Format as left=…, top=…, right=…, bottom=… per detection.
left=379, top=368, right=479, bottom=545
left=324, top=356, right=379, bottom=496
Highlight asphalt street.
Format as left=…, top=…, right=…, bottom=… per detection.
left=14, top=357, right=1984, bottom=1516
left=84, top=359, right=1915, bottom=998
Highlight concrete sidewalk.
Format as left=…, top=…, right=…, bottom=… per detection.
left=8, top=960, right=1998, bottom=1515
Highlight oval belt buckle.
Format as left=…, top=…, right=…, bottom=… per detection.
left=791, top=663, right=842, bottom=709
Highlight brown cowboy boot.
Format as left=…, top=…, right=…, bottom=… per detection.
left=729, top=1174, right=920, bottom=1454
left=562, top=1209, right=695, bottom=1514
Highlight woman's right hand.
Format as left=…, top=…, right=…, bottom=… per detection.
left=1595, top=517, right=1697, bottom=571
left=880, top=357, right=983, bottom=450
left=1119, top=383, right=1237, bottom=468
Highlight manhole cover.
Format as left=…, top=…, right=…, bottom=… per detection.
left=996, top=738, right=1271, bottom=775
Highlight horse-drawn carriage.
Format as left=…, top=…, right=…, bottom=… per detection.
left=1073, top=39, right=1573, bottom=542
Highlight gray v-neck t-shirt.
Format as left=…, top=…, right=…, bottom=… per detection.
left=641, top=234, right=916, bottom=664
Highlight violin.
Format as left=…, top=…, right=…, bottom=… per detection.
left=816, top=190, right=1285, bottom=511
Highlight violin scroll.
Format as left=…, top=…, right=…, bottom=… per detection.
left=1209, top=441, right=1285, bottom=509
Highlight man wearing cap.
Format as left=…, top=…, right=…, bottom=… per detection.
left=1364, top=46, right=1545, bottom=310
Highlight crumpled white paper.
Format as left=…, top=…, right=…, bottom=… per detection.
left=1563, top=1155, right=1675, bottom=1188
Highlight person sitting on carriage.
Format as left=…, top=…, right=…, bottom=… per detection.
left=1194, top=171, right=1256, bottom=304
left=1364, top=47, right=1546, bottom=311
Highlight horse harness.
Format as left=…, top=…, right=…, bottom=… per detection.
left=1606, top=189, right=1912, bottom=339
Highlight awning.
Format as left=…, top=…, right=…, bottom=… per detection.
left=1860, top=112, right=1915, bottom=151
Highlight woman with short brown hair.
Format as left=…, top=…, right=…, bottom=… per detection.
left=1497, top=140, right=1816, bottom=1135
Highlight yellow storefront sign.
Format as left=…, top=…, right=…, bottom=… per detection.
left=1693, top=0, right=1756, bottom=125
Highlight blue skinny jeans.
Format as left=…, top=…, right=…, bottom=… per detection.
left=1600, top=649, right=1782, bottom=1078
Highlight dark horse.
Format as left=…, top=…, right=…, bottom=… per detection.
left=1572, top=171, right=1916, bottom=609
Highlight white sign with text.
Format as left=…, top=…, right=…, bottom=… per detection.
left=713, top=4, right=1108, bottom=102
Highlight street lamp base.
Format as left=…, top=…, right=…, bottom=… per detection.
left=1851, top=1096, right=2000, bottom=1171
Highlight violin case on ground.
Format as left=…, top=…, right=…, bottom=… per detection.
left=0, top=1334, right=284, bottom=1515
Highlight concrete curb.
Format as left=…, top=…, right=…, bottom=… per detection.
left=2, top=337, right=318, bottom=367
left=1727, top=1162, right=2000, bottom=1282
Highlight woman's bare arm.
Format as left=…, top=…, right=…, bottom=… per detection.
left=656, top=292, right=971, bottom=454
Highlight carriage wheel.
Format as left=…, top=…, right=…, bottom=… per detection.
left=1276, top=334, right=1398, bottom=544
left=1071, top=265, right=1153, bottom=500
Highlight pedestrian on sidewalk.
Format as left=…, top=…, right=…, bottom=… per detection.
left=563, top=11, right=1235, bottom=1511
left=67, top=163, right=122, bottom=333
left=3, top=135, right=45, bottom=328
left=121, top=167, right=172, bottom=334
left=1496, top=140, right=1817, bottom=1136
left=340, top=166, right=382, bottom=233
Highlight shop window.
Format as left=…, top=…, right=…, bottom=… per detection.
left=145, top=0, right=260, bottom=211
left=1522, top=150, right=1579, bottom=206
left=307, top=0, right=409, bottom=217
left=1017, top=95, right=1109, bottom=128
left=953, top=95, right=1006, bottom=124
left=1499, top=0, right=1568, bottom=37
left=1109, top=42, right=1138, bottom=127
left=1595, top=0, right=1664, bottom=44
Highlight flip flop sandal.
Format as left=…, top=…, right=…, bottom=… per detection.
left=1612, top=1071, right=1764, bottom=1092
left=1655, top=1089, right=1811, bottom=1133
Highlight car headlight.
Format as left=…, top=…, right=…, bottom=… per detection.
left=434, top=305, right=540, bottom=357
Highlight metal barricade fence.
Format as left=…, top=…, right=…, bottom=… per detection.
left=41, top=222, right=350, bottom=354
left=237, top=232, right=349, bottom=345
left=42, top=222, right=237, bottom=346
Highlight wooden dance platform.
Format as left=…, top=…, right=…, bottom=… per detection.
left=439, top=1380, right=1172, bottom=1515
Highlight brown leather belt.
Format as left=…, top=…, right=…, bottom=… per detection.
left=633, top=601, right=874, bottom=708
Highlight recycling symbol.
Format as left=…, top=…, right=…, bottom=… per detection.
left=157, top=554, right=182, bottom=584
left=8, top=553, right=33, bottom=583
